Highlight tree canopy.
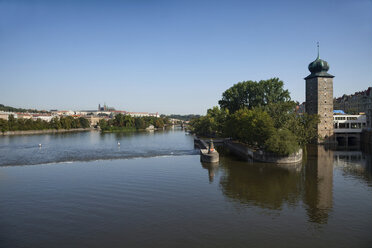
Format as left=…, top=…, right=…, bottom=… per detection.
left=218, top=78, right=291, bottom=113
left=190, top=78, right=319, bottom=156
left=98, top=114, right=170, bottom=132
left=0, top=115, right=90, bottom=133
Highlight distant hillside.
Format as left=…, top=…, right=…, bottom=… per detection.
left=161, top=114, right=201, bottom=121
left=0, top=104, right=49, bottom=113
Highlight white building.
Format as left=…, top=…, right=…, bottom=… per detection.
left=333, top=114, right=367, bottom=133
left=126, top=112, right=160, bottom=118
left=0, top=111, right=17, bottom=120
left=31, top=115, right=54, bottom=122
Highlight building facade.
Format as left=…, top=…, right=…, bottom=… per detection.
left=333, top=114, right=366, bottom=133
left=305, top=50, right=334, bottom=142
left=334, top=87, right=372, bottom=128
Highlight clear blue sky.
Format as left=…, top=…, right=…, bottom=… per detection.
left=0, top=0, right=371, bottom=114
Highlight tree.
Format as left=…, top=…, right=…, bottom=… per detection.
left=135, top=118, right=147, bottom=129
left=60, top=116, right=73, bottom=129
left=8, top=115, right=16, bottom=131
left=114, top=114, right=125, bottom=127
left=287, top=113, right=319, bottom=146
left=265, top=129, right=299, bottom=156
left=225, top=108, right=275, bottom=147
left=263, top=101, right=297, bottom=129
left=98, top=119, right=108, bottom=130
left=0, top=119, right=8, bottom=133
left=123, top=115, right=134, bottom=127
left=206, top=106, right=229, bottom=134
left=154, top=118, right=164, bottom=128
left=78, top=117, right=90, bottom=128
left=218, top=78, right=291, bottom=113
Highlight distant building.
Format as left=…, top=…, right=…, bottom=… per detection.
left=0, top=111, right=15, bottom=120
left=85, top=116, right=107, bottom=127
left=31, top=114, right=54, bottom=122
left=334, top=87, right=372, bottom=128
left=98, top=103, right=115, bottom=111
left=126, top=112, right=160, bottom=118
left=50, top=110, right=75, bottom=116
left=17, top=113, right=32, bottom=119
left=297, top=102, right=306, bottom=115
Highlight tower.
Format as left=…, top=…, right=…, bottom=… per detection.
left=305, top=44, right=334, bottom=142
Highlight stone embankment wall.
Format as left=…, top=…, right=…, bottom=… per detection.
left=194, top=139, right=209, bottom=149
left=224, top=140, right=303, bottom=164
left=194, top=138, right=303, bottom=164
left=1, top=128, right=94, bottom=136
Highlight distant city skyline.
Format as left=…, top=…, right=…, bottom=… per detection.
left=1, top=0, right=371, bottom=114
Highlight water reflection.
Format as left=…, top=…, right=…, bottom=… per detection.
left=303, top=145, right=334, bottom=224
left=201, top=162, right=219, bottom=183
left=218, top=145, right=372, bottom=224
left=334, top=150, right=372, bottom=185
left=219, top=158, right=303, bottom=210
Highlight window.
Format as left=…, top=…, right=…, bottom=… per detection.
left=339, top=123, right=349, bottom=128
left=351, top=123, right=362, bottom=129
left=335, top=116, right=346, bottom=120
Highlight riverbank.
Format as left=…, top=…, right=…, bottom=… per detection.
left=194, top=137, right=303, bottom=164
left=0, top=128, right=95, bottom=136
left=224, top=140, right=303, bottom=164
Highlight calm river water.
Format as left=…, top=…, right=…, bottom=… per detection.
left=0, top=128, right=371, bottom=248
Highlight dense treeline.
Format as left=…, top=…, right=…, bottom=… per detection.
left=0, top=115, right=90, bottom=133
left=189, top=78, right=319, bottom=156
left=0, top=104, right=48, bottom=113
left=98, top=114, right=171, bottom=132
left=161, top=114, right=201, bottom=121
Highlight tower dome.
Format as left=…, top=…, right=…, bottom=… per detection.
left=305, top=44, right=334, bottom=79
left=308, top=55, right=329, bottom=74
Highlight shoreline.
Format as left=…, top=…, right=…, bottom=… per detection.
left=0, top=128, right=95, bottom=136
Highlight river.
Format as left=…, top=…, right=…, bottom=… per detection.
left=0, top=128, right=371, bottom=248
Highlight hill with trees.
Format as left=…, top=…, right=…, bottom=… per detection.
left=0, top=104, right=49, bottom=113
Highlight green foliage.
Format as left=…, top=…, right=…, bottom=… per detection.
left=98, top=115, right=170, bottom=132
left=0, top=104, right=48, bottom=113
left=154, top=118, right=164, bottom=128
left=189, top=116, right=215, bottom=137
left=263, top=101, right=297, bottom=128
left=78, top=117, right=91, bottom=128
left=218, top=78, right=291, bottom=113
left=0, top=115, right=92, bottom=132
left=98, top=119, right=108, bottom=130
left=134, top=118, right=147, bottom=129
left=190, top=78, right=319, bottom=156
left=265, top=129, right=299, bottom=156
left=161, top=114, right=201, bottom=121
left=286, top=113, right=319, bottom=146
left=188, top=106, right=228, bottom=137
left=225, top=108, right=275, bottom=147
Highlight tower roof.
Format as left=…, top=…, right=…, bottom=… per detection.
left=305, top=44, right=334, bottom=79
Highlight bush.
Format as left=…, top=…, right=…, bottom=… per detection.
left=265, top=129, right=299, bottom=156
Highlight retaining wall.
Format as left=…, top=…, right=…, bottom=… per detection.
left=224, top=140, right=303, bottom=164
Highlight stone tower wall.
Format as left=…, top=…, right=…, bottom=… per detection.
left=306, top=77, right=334, bottom=141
